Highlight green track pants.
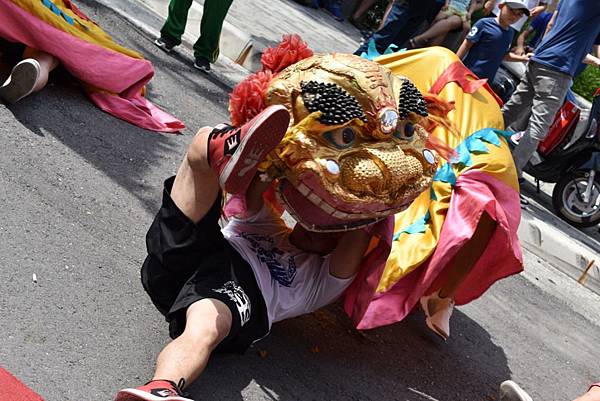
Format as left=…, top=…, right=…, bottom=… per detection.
left=160, top=0, right=233, bottom=63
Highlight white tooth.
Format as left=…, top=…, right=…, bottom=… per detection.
left=297, top=183, right=311, bottom=196
left=333, top=210, right=349, bottom=219
left=308, top=192, right=322, bottom=205
left=321, top=202, right=335, bottom=215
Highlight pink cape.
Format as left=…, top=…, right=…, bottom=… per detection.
left=344, top=169, right=522, bottom=329
left=0, top=0, right=184, bottom=133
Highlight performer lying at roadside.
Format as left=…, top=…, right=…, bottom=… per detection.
left=113, top=36, right=523, bottom=400
left=114, top=106, right=373, bottom=401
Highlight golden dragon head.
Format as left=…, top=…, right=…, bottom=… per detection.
left=230, top=40, right=438, bottom=231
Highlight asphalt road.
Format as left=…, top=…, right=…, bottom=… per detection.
left=0, top=2, right=599, bottom=401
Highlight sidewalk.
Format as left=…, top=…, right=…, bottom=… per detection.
left=99, top=0, right=361, bottom=74
left=95, top=0, right=600, bottom=295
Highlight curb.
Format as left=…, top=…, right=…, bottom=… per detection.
left=519, top=204, right=600, bottom=295
left=93, top=0, right=250, bottom=88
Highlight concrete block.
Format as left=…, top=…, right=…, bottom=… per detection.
left=219, top=22, right=253, bottom=66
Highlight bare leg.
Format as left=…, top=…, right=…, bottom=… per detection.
left=22, top=47, right=59, bottom=93
left=352, top=0, right=377, bottom=21
left=152, top=299, right=232, bottom=385
left=170, top=126, right=220, bottom=224
left=438, top=212, right=496, bottom=300
left=0, top=47, right=59, bottom=104
left=421, top=212, right=496, bottom=340
left=146, top=126, right=232, bottom=388
left=378, top=1, right=394, bottom=30
left=411, top=15, right=462, bottom=46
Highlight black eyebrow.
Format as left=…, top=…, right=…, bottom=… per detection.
left=398, top=79, right=428, bottom=119
left=300, top=81, right=367, bottom=125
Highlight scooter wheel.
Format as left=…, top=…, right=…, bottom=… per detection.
left=552, top=171, right=600, bottom=228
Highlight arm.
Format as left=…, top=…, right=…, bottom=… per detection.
left=467, top=0, right=480, bottom=17
left=504, top=51, right=530, bottom=62
left=456, top=38, right=474, bottom=59
left=289, top=225, right=343, bottom=256
left=328, top=229, right=371, bottom=279
left=289, top=224, right=371, bottom=279
left=463, top=0, right=480, bottom=29
left=529, top=1, right=547, bottom=18
left=582, top=45, right=600, bottom=68
left=515, top=28, right=532, bottom=55
left=544, top=9, right=557, bottom=36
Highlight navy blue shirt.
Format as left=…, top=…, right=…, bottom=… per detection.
left=528, top=11, right=552, bottom=49
left=532, top=0, right=600, bottom=77
left=462, top=18, right=515, bottom=81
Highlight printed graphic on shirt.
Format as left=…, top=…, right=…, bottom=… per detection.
left=214, top=280, right=251, bottom=325
left=467, top=26, right=478, bottom=40
left=238, top=232, right=297, bottom=287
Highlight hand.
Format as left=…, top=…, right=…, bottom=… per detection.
left=529, top=5, right=545, bottom=17
left=521, top=52, right=533, bottom=62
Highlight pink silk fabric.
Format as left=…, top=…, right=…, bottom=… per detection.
left=0, top=0, right=184, bottom=132
left=344, top=169, right=523, bottom=329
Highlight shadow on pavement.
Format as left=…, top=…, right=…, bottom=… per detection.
left=3, top=74, right=179, bottom=214
left=190, top=303, right=510, bottom=401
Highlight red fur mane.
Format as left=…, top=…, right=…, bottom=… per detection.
left=229, top=34, right=313, bottom=126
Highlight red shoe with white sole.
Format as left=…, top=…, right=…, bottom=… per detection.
left=114, top=379, right=193, bottom=401
left=207, top=105, right=290, bottom=194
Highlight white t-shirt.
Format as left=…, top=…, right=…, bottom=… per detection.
left=221, top=204, right=353, bottom=328
left=493, top=0, right=540, bottom=31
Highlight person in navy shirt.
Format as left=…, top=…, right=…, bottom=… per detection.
left=514, top=10, right=552, bottom=55
left=502, top=0, right=600, bottom=187
left=456, top=0, right=531, bottom=81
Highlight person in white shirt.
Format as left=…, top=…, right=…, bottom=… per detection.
left=113, top=105, right=372, bottom=401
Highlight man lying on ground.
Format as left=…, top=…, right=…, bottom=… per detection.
left=114, top=105, right=372, bottom=401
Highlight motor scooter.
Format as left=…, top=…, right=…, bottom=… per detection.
left=491, top=63, right=600, bottom=227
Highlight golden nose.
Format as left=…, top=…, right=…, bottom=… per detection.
left=340, top=148, right=423, bottom=196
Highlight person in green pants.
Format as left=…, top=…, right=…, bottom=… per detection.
left=154, top=0, right=233, bottom=73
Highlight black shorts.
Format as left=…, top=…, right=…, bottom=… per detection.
left=141, top=177, right=269, bottom=353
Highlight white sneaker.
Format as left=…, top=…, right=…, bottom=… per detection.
left=499, top=380, right=534, bottom=401
left=0, top=59, right=41, bottom=104
left=420, top=291, right=454, bottom=341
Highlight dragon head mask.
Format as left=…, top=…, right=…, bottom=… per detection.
left=230, top=37, right=439, bottom=232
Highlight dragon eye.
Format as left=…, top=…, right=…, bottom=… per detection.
left=394, top=122, right=415, bottom=141
left=323, top=127, right=356, bottom=149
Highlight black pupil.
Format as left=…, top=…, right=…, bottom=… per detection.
left=405, top=123, right=415, bottom=137
left=342, top=128, right=354, bottom=143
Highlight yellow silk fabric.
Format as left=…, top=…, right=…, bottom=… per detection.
left=13, top=0, right=143, bottom=59
left=374, top=47, right=519, bottom=293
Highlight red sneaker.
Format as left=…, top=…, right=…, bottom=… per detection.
left=208, top=105, right=290, bottom=194
left=114, top=379, right=193, bottom=401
